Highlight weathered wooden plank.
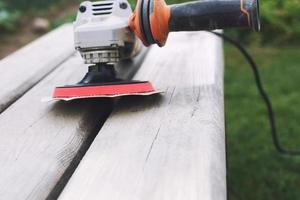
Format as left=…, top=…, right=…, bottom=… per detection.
left=0, top=24, right=75, bottom=113
left=0, top=49, right=147, bottom=200
left=58, top=32, right=226, bottom=200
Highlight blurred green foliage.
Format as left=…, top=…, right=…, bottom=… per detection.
left=0, top=1, right=20, bottom=31
left=0, top=0, right=78, bottom=31
left=2, top=0, right=70, bottom=10
left=260, top=0, right=300, bottom=44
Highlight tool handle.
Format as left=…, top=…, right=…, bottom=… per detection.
left=168, top=0, right=260, bottom=32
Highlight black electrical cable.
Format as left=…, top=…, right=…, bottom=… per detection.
left=208, top=31, right=300, bottom=156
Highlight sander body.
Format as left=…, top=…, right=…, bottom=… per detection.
left=52, top=0, right=260, bottom=100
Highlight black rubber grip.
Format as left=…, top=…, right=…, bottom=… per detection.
left=169, top=0, right=260, bottom=32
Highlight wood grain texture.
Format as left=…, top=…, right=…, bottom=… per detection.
left=0, top=48, right=147, bottom=200
left=59, top=31, right=226, bottom=200
left=0, top=24, right=75, bottom=113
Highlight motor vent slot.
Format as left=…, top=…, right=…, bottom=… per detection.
left=93, top=12, right=112, bottom=15
left=93, top=7, right=112, bottom=11
left=92, top=1, right=113, bottom=16
left=93, top=2, right=113, bottom=7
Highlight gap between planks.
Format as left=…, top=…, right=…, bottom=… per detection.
left=0, top=48, right=148, bottom=200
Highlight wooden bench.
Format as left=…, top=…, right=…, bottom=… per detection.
left=0, top=24, right=226, bottom=200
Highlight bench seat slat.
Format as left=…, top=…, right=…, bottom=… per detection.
left=0, top=24, right=75, bottom=113
left=59, top=32, right=226, bottom=200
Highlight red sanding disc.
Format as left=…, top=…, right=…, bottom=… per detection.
left=53, top=81, right=158, bottom=99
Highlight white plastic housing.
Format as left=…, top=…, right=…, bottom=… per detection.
left=74, top=0, right=134, bottom=50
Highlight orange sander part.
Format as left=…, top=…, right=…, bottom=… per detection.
left=129, top=0, right=260, bottom=47
left=129, top=0, right=171, bottom=47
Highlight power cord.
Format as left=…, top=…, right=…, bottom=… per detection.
left=208, top=31, right=300, bottom=156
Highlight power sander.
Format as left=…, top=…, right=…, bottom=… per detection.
left=52, top=0, right=260, bottom=100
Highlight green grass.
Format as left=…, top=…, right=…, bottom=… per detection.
left=224, top=44, right=300, bottom=200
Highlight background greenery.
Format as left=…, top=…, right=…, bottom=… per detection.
left=225, top=45, right=300, bottom=200
left=1, top=0, right=300, bottom=45
left=0, top=0, right=79, bottom=31
left=0, top=0, right=299, bottom=199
